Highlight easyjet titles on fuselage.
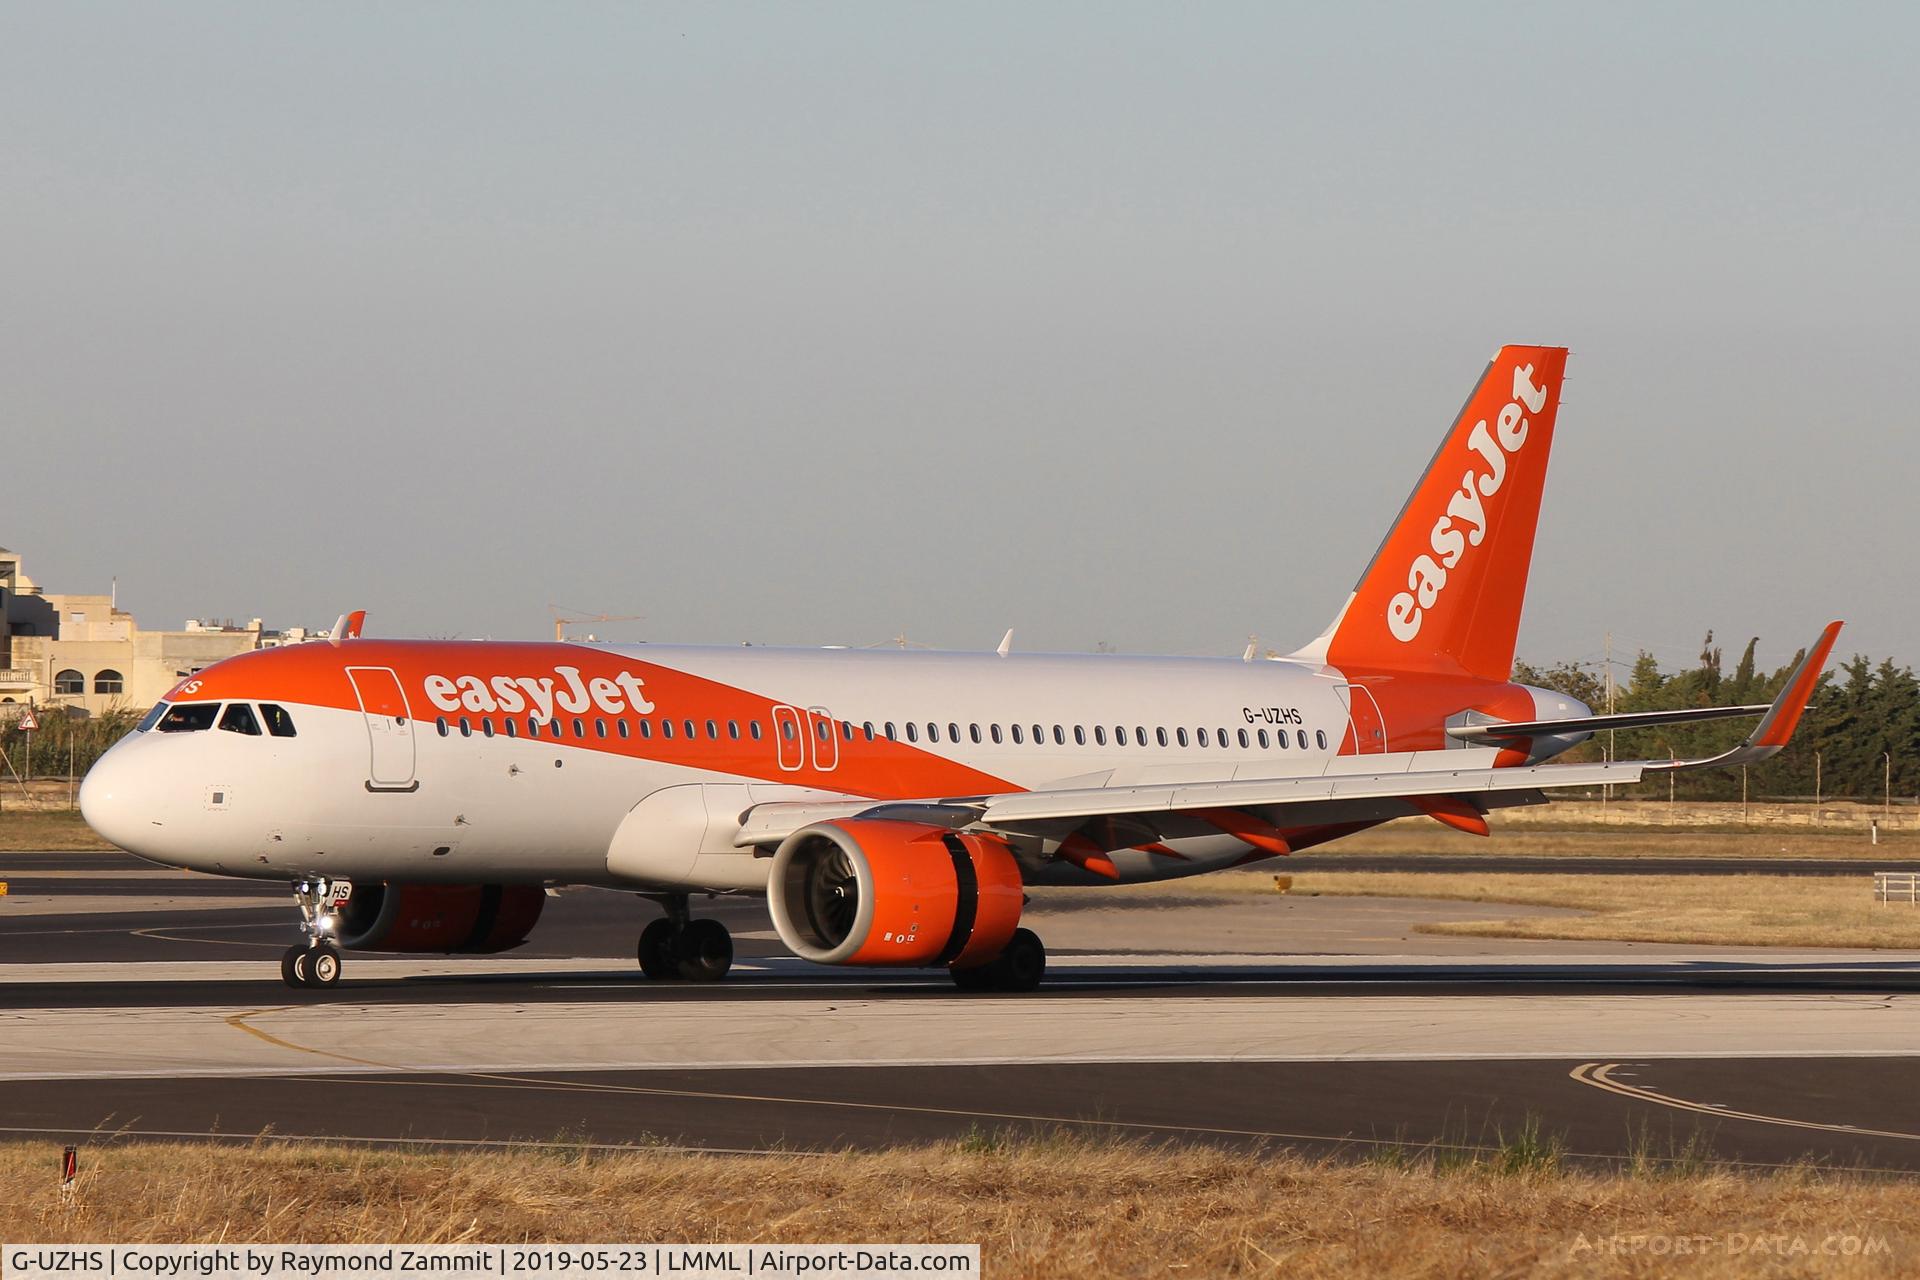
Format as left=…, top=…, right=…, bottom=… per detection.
left=422, top=666, right=656, bottom=720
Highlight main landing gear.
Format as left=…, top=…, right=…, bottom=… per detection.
left=637, top=893, right=734, bottom=982
left=949, top=927, right=1047, bottom=993
left=281, top=877, right=345, bottom=990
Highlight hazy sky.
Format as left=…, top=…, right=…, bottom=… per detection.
left=5, top=3, right=1914, bottom=676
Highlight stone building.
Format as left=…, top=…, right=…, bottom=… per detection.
left=0, top=547, right=320, bottom=719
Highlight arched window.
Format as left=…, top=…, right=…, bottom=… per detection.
left=94, top=670, right=125, bottom=695
left=54, top=669, right=84, bottom=695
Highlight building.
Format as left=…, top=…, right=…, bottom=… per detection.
left=0, top=547, right=322, bottom=719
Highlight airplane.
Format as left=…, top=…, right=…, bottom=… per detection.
left=78, top=345, right=1842, bottom=992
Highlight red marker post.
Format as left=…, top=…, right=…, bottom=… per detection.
left=61, top=1144, right=77, bottom=1199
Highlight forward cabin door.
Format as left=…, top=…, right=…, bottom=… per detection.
left=346, top=666, right=418, bottom=791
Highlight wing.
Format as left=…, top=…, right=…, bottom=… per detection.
left=735, top=620, right=1842, bottom=853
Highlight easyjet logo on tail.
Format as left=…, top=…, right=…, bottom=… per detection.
left=423, top=666, right=656, bottom=719
left=1386, top=362, right=1552, bottom=643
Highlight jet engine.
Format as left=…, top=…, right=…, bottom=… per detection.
left=767, top=818, right=1024, bottom=967
left=335, top=883, right=546, bottom=953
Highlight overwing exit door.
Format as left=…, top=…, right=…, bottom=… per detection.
left=346, top=666, right=418, bottom=790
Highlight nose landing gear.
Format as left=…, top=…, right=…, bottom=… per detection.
left=281, top=878, right=346, bottom=989
left=637, top=893, right=734, bottom=982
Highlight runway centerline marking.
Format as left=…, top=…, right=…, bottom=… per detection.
left=1569, top=1061, right=1920, bottom=1143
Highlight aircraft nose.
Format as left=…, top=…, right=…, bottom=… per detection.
left=79, top=745, right=159, bottom=854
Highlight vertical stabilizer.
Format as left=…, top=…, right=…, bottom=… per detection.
left=1299, top=345, right=1569, bottom=681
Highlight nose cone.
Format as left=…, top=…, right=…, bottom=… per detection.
left=79, top=744, right=162, bottom=856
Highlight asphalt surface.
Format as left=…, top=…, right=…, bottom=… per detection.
left=6, top=1058, right=1918, bottom=1170
left=6, top=849, right=1920, bottom=1171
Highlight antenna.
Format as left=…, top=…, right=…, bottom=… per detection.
left=997, top=629, right=1014, bottom=658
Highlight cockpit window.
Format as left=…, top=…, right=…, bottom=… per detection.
left=137, top=702, right=168, bottom=732
left=259, top=704, right=297, bottom=737
left=156, top=703, right=220, bottom=733
left=219, top=703, right=263, bottom=736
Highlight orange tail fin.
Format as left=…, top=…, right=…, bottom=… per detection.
left=1302, top=345, right=1569, bottom=681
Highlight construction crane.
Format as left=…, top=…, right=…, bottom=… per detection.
left=548, top=605, right=645, bottom=644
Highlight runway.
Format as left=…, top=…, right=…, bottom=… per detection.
left=5, top=850, right=1920, bottom=1170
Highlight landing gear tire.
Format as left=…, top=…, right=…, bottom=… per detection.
left=676, top=918, right=734, bottom=982
left=306, top=942, right=343, bottom=988
left=638, top=918, right=678, bottom=980
left=950, top=928, right=1046, bottom=993
left=992, top=928, right=1046, bottom=992
left=281, top=945, right=309, bottom=988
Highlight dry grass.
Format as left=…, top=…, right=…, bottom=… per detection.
left=0, top=808, right=113, bottom=851
left=1277, top=872, right=1920, bottom=950
left=3, top=1139, right=1918, bottom=1276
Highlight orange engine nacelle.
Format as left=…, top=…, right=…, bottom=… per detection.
left=767, top=819, right=1024, bottom=968
left=335, top=883, right=546, bottom=954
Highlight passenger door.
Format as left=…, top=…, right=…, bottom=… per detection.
left=346, top=666, right=418, bottom=790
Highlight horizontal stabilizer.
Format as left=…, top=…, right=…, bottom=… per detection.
left=1446, top=703, right=1773, bottom=743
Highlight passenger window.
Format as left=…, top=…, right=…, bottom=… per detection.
left=1238, top=728, right=1250, bottom=749
left=948, top=722, right=960, bottom=743
left=459, top=717, right=473, bottom=737
left=970, top=723, right=982, bottom=744
left=1197, top=727, right=1210, bottom=747
left=729, top=720, right=741, bottom=740
left=1074, top=726, right=1087, bottom=746
left=1277, top=730, right=1289, bottom=749
left=750, top=721, right=763, bottom=740
left=707, top=720, right=719, bottom=740
left=1218, top=728, right=1229, bottom=747
left=1115, top=726, right=1128, bottom=746
left=1176, top=727, right=1189, bottom=747
left=1316, top=729, right=1328, bottom=750
left=436, top=716, right=450, bottom=737
left=1135, top=726, right=1147, bottom=747
left=842, top=721, right=854, bottom=741
left=617, top=720, right=629, bottom=739
left=1297, top=729, right=1309, bottom=749
left=483, top=719, right=496, bottom=738
left=259, top=703, right=298, bottom=738
left=780, top=719, right=796, bottom=741
left=1156, top=727, right=1168, bottom=747
left=815, top=720, right=829, bottom=742
left=1258, top=728, right=1269, bottom=749
left=663, top=719, right=676, bottom=740
left=573, top=718, right=586, bottom=738
left=1011, top=724, right=1024, bottom=745
left=527, top=716, right=539, bottom=738
left=1053, top=725, right=1065, bottom=745
left=639, top=718, right=653, bottom=739
left=684, top=719, right=697, bottom=740
left=219, top=703, right=262, bottom=736
left=885, top=722, right=897, bottom=741
left=157, top=703, right=220, bottom=733
left=927, top=723, right=940, bottom=743
left=990, top=724, right=1003, bottom=744
left=863, top=722, right=876, bottom=742
left=906, top=722, right=919, bottom=743
left=1093, top=726, right=1106, bottom=746
left=595, top=718, right=607, bottom=738
left=505, top=718, right=519, bottom=739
